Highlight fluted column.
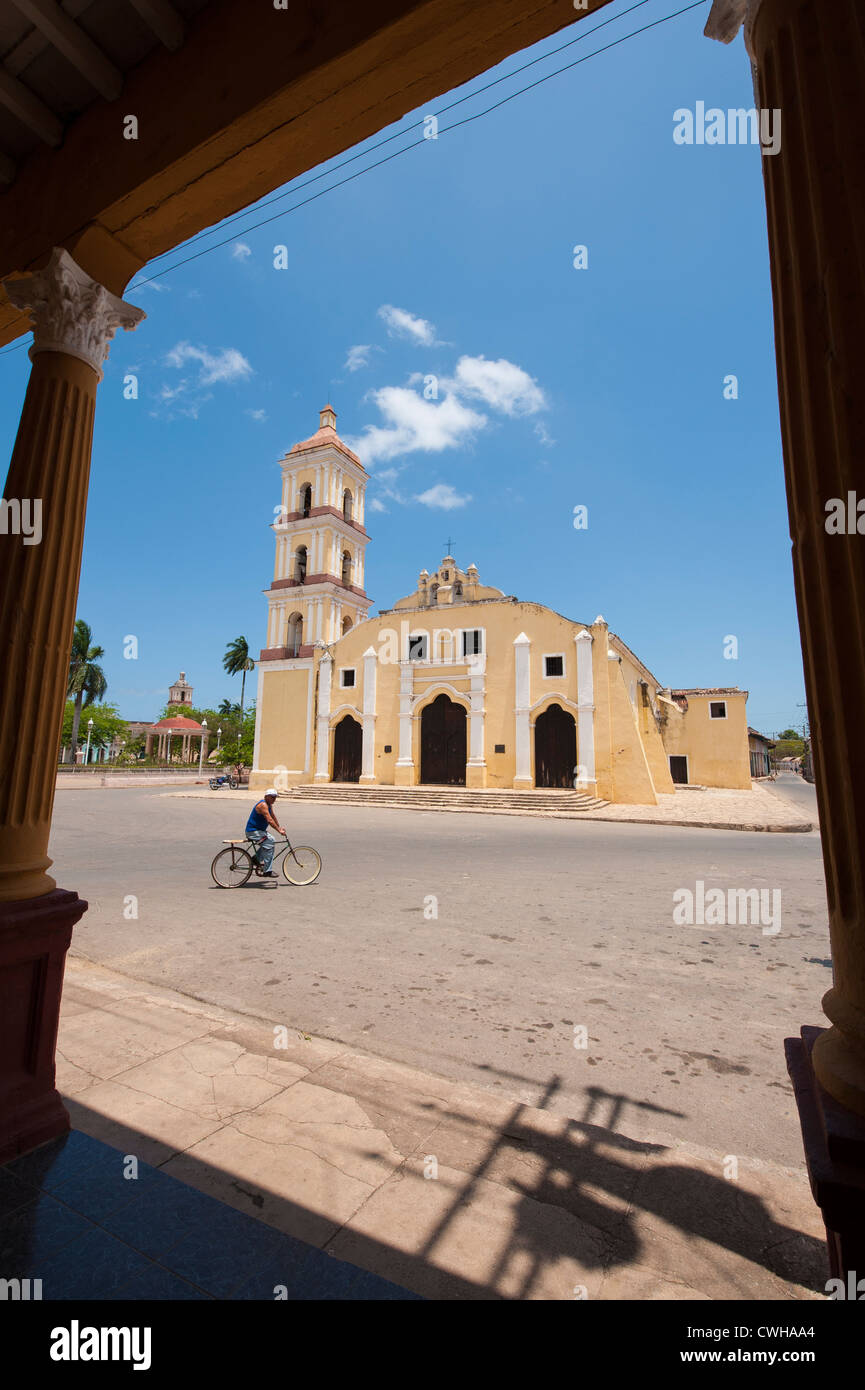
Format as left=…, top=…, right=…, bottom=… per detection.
left=0, top=250, right=144, bottom=900
left=0, top=249, right=143, bottom=1159
left=725, top=0, right=865, bottom=1117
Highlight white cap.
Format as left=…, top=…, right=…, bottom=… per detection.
left=265, top=787, right=279, bottom=798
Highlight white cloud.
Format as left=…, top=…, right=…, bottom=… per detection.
left=165, top=342, right=253, bottom=385
left=232, top=242, right=252, bottom=260
left=345, top=344, right=373, bottom=372
left=534, top=420, right=555, bottom=446
left=345, top=386, right=485, bottom=466
left=246, top=408, right=267, bottom=422
left=416, top=483, right=472, bottom=510
left=450, top=355, right=546, bottom=416
left=377, top=304, right=437, bottom=347
left=368, top=497, right=388, bottom=513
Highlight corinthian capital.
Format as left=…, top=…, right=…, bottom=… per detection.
left=2, top=247, right=145, bottom=379
left=707, top=0, right=769, bottom=51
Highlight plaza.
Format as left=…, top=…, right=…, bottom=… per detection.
left=36, top=778, right=829, bottom=1297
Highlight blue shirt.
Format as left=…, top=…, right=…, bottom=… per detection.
left=246, top=801, right=269, bottom=834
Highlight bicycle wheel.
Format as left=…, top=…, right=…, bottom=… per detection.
left=211, top=845, right=254, bottom=888
left=281, top=845, right=321, bottom=886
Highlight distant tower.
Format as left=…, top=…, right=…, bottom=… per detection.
left=263, top=406, right=372, bottom=657
left=167, top=671, right=193, bottom=707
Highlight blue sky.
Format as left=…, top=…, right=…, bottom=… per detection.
left=0, top=0, right=807, bottom=736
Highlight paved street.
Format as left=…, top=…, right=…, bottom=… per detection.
left=50, top=787, right=831, bottom=1169
left=763, top=770, right=821, bottom=820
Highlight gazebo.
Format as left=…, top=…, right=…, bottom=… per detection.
left=146, top=716, right=209, bottom=764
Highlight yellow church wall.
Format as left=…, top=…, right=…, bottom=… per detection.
left=251, top=664, right=312, bottom=789
left=661, top=694, right=752, bottom=789
left=607, top=657, right=659, bottom=804
left=638, top=687, right=676, bottom=794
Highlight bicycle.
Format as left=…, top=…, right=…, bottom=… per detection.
left=210, top=832, right=322, bottom=888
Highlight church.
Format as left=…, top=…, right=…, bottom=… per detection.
left=251, top=408, right=753, bottom=803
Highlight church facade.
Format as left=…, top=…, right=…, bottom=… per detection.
left=251, top=409, right=752, bottom=803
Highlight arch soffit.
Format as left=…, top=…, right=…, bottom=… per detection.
left=330, top=704, right=362, bottom=725
left=412, top=684, right=471, bottom=715
left=528, top=693, right=580, bottom=722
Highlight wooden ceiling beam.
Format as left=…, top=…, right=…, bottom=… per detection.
left=127, top=0, right=186, bottom=53
left=9, top=0, right=123, bottom=101
left=0, top=65, right=64, bottom=146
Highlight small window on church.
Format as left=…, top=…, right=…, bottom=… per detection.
left=408, top=634, right=428, bottom=661
left=710, top=701, right=727, bottom=719
left=442, top=570, right=449, bottom=581
left=341, top=669, right=356, bottom=688
left=544, top=655, right=564, bottom=677
left=461, top=629, right=483, bottom=657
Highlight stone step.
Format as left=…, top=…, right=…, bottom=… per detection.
left=286, top=784, right=608, bottom=814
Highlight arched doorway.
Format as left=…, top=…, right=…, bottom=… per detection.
left=534, top=703, right=577, bottom=788
left=332, top=714, right=362, bottom=782
left=420, top=694, right=466, bottom=785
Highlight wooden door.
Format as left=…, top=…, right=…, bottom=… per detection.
left=534, top=704, right=577, bottom=788
left=332, top=715, right=362, bottom=782
left=420, top=695, right=466, bottom=785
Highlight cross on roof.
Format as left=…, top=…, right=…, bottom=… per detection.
left=443, top=537, right=455, bottom=554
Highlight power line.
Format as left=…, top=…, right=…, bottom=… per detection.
left=1, top=0, right=708, bottom=354
left=127, top=0, right=708, bottom=289
left=140, top=0, right=662, bottom=266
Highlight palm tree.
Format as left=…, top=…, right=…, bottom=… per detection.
left=66, top=620, right=107, bottom=762
left=222, top=637, right=255, bottom=725
left=218, top=698, right=241, bottom=717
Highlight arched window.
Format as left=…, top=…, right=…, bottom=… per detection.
left=341, top=551, right=352, bottom=586
left=300, top=484, right=312, bottom=518
left=453, top=581, right=463, bottom=597
left=343, top=489, right=353, bottom=522
left=295, top=545, right=307, bottom=584
left=342, top=615, right=352, bottom=635
left=430, top=583, right=439, bottom=604
left=286, top=612, right=303, bottom=656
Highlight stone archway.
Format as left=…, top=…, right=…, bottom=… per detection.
left=420, top=693, right=466, bottom=786
left=332, top=714, right=362, bottom=783
left=534, top=703, right=577, bottom=789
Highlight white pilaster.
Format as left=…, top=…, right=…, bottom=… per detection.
left=468, top=654, right=486, bottom=767
left=396, top=663, right=414, bottom=769
left=314, top=654, right=332, bottom=780
left=513, top=632, right=532, bottom=787
left=575, top=628, right=596, bottom=787
left=361, top=646, right=377, bottom=782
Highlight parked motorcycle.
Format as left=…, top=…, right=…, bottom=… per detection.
left=209, top=774, right=238, bottom=790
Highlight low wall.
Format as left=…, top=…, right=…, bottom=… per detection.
left=57, top=771, right=213, bottom=789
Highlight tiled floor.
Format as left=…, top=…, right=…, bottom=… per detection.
left=0, top=1130, right=421, bottom=1300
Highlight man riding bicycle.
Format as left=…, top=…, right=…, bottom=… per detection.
left=245, top=788, right=285, bottom=877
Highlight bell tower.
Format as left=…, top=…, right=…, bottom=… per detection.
left=262, top=405, right=372, bottom=658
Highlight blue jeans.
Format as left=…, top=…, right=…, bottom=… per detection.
left=247, top=829, right=275, bottom=871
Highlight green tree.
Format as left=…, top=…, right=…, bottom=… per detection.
left=65, top=621, right=107, bottom=762
left=223, top=637, right=255, bottom=725
left=61, top=700, right=125, bottom=760
left=778, top=728, right=800, bottom=741
left=215, top=703, right=256, bottom=777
